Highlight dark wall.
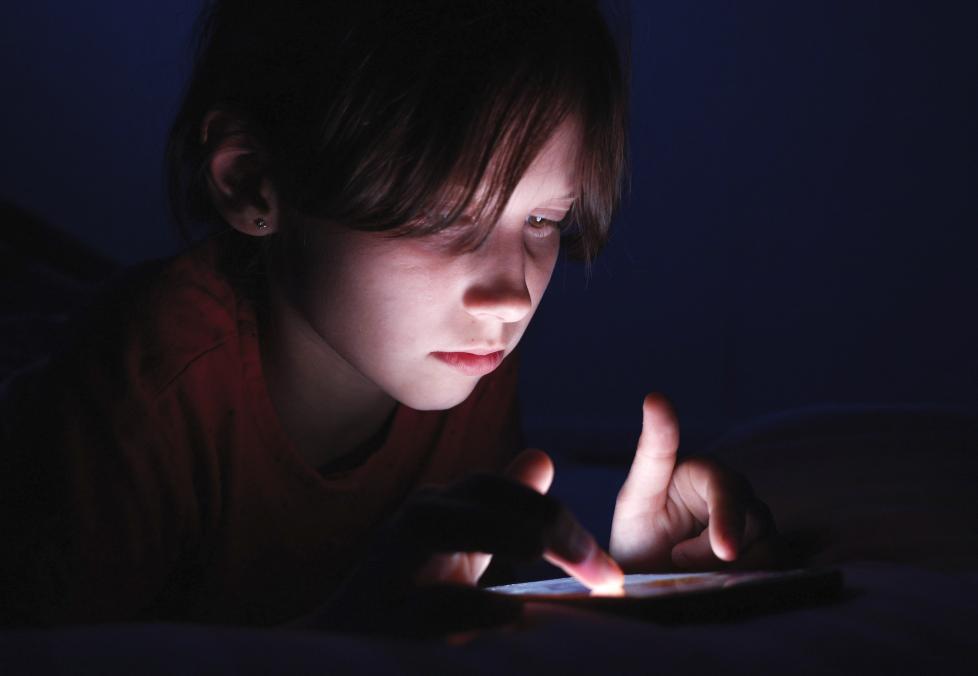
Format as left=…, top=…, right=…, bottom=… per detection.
left=1, top=0, right=198, bottom=262
left=521, top=1, right=978, bottom=456
left=2, top=2, right=976, bottom=458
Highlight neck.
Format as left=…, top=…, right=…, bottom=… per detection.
left=258, top=279, right=397, bottom=470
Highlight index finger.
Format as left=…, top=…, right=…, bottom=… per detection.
left=543, top=508, right=624, bottom=594
left=505, top=450, right=624, bottom=593
left=618, top=393, right=680, bottom=515
left=401, top=476, right=624, bottom=592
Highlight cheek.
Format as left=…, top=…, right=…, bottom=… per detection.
left=527, top=241, right=560, bottom=304
left=297, top=239, right=408, bottom=345
left=337, top=252, right=449, bottom=346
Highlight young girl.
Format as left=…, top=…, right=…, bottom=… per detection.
left=1, top=0, right=779, bottom=634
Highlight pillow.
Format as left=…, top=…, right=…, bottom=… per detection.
left=705, top=404, right=978, bottom=571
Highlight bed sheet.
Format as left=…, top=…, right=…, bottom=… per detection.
left=1, top=562, right=974, bottom=675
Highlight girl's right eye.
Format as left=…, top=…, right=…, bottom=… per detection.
left=525, top=214, right=565, bottom=239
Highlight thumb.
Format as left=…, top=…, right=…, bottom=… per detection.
left=503, top=448, right=555, bottom=495
left=416, top=450, right=556, bottom=588
left=619, top=393, right=679, bottom=515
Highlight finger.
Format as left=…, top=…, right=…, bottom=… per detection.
left=670, top=529, right=720, bottom=570
left=504, top=448, right=554, bottom=494
left=544, top=549, right=624, bottom=595
left=469, top=552, right=493, bottom=581
left=727, top=536, right=789, bottom=571
left=403, top=475, right=622, bottom=589
left=414, top=551, right=493, bottom=586
left=672, top=532, right=791, bottom=573
left=619, top=393, right=680, bottom=515
left=672, top=502, right=776, bottom=570
left=678, top=459, right=755, bottom=561
left=422, top=449, right=554, bottom=587
left=542, top=508, right=624, bottom=593
left=502, top=450, right=621, bottom=590
left=708, top=493, right=776, bottom=563
left=392, top=474, right=593, bottom=562
left=708, top=491, right=747, bottom=563
left=397, top=484, right=551, bottom=560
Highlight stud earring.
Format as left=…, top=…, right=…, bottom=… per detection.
left=254, top=217, right=267, bottom=230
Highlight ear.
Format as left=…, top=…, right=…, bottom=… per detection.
left=201, top=110, right=280, bottom=236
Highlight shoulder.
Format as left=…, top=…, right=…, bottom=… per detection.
left=65, top=233, right=255, bottom=399
left=138, top=235, right=247, bottom=395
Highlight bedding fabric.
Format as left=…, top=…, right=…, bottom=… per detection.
left=0, top=562, right=974, bottom=675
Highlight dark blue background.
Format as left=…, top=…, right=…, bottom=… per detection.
left=2, top=1, right=976, bottom=459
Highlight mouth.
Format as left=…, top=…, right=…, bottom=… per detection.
left=431, top=350, right=506, bottom=376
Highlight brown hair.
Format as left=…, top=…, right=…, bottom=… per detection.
left=165, top=0, right=629, bottom=262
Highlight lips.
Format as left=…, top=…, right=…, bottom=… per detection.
left=431, top=350, right=505, bottom=376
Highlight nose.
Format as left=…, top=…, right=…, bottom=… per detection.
left=462, top=239, right=533, bottom=324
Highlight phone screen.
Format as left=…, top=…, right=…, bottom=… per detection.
left=490, top=570, right=808, bottom=599
left=487, top=568, right=845, bottom=622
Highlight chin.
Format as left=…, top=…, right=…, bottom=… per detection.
left=393, top=378, right=481, bottom=411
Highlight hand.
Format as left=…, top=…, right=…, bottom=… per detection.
left=610, top=393, right=782, bottom=572
left=309, top=449, right=623, bottom=637
left=412, top=450, right=623, bottom=592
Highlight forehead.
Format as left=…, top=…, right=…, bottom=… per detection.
left=504, top=117, right=582, bottom=206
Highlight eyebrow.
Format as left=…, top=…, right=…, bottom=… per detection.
left=543, top=194, right=578, bottom=207
left=539, top=193, right=577, bottom=204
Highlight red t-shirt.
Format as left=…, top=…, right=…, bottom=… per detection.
left=0, top=235, right=522, bottom=626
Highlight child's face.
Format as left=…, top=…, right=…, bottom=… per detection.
left=290, top=119, right=579, bottom=410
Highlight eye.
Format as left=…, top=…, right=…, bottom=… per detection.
left=525, top=214, right=564, bottom=239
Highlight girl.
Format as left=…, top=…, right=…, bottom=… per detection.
left=0, top=0, right=779, bottom=634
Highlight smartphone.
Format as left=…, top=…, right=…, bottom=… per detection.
left=487, top=567, right=845, bottom=623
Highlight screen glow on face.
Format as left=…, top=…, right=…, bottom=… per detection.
left=283, top=119, right=581, bottom=413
